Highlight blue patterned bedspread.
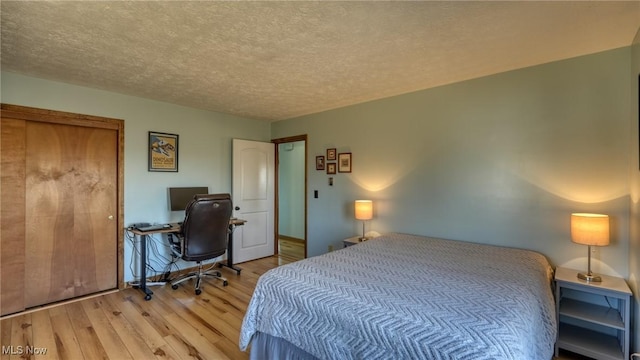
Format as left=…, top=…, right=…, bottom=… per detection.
left=240, top=233, right=556, bottom=359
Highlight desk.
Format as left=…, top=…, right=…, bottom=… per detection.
left=129, top=218, right=246, bottom=300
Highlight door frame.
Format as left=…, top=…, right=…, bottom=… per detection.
left=1, top=104, right=125, bottom=289
left=272, top=134, right=307, bottom=259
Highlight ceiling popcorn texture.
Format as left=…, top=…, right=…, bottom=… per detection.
left=1, top=1, right=639, bottom=121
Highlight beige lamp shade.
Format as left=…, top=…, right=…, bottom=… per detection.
left=355, top=200, right=373, bottom=220
left=570, top=213, right=610, bottom=246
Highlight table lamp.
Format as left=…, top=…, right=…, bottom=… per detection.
left=570, top=213, right=610, bottom=282
left=355, top=200, right=373, bottom=241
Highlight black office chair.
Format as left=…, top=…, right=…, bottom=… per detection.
left=170, top=193, right=232, bottom=295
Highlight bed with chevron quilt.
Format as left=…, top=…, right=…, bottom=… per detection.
left=240, top=232, right=557, bottom=360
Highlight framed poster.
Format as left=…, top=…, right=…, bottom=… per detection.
left=316, top=155, right=325, bottom=170
left=148, top=131, right=178, bottom=172
left=338, top=152, right=352, bottom=173
left=327, top=148, right=337, bottom=161
left=327, top=163, right=336, bottom=174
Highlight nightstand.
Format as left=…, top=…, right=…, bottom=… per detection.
left=554, top=266, right=632, bottom=360
left=343, top=236, right=364, bottom=248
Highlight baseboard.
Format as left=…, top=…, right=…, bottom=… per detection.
left=278, top=235, right=305, bottom=243
left=0, top=288, right=120, bottom=320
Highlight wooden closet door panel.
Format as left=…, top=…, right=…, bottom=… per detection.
left=0, top=118, right=26, bottom=316
left=76, top=126, right=118, bottom=292
left=25, top=122, right=117, bottom=307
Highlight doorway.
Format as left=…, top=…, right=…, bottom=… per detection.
left=273, top=135, right=307, bottom=262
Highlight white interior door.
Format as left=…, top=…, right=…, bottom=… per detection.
left=232, top=139, right=275, bottom=263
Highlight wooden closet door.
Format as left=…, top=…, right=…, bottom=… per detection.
left=0, top=118, right=27, bottom=315
left=24, top=121, right=118, bottom=307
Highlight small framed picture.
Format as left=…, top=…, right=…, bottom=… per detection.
left=327, top=148, right=337, bottom=161
left=316, top=156, right=325, bottom=170
left=338, top=153, right=352, bottom=173
left=149, top=131, right=179, bottom=172
left=327, top=163, right=336, bottom=174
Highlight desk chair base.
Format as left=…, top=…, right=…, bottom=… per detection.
left=170, top=262, right=228, bottom=295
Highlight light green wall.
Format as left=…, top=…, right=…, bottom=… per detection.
left=629, top=28, right=640, bottom=354
left=0, top=71, right=271, bottom=281
left=273, top=48, right=632, bottom=281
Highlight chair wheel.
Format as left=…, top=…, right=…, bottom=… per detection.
left=223, top=280, right=228, bottom=286
left=171, top=284, right=178, bottom=290
left=145, top=294, right=152, bottom=301
left=195, top=289, right=202, bottom=295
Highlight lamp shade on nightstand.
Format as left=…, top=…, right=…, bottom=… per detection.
left=571, top=213, right=610, bottom=246
left=355, top=200, right=373, bottom=241
left=570, top=213, right=609, bottom=282
left=355, top=200, right=373, bottom=220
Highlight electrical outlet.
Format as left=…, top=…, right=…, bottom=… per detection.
left=328, top=245, right=334, bottom=252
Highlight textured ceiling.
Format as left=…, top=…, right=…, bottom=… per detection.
left=1, top=1, right=639, bottom=121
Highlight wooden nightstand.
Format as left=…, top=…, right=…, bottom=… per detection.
left=343, top=236, right=364, bottom=248
left=554, top=266, right=632, bottom=360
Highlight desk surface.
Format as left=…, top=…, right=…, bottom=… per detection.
left=129, top=218, right=246, bottom=236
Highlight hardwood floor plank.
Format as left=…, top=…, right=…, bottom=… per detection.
left=210, top=332, right=248, bottom=360
left=162, top=333, right=208, bottom=360
left=278, top=238, right=305, bottom=261
left=9, top=314, right=32, bottom=360
left=0, top=318, right=13, bottom=360
left=111, top=294, right=171, bottom=355
left=80, top=299, right=133, bottom=360
left=30, top=310, right=59, bottom=359
left=150, top=286, right=226, bottom=343
left=99, top=293, right=161, bottom=359
left=65, top=302, right=109, bottom=359
left=163, top=313, right=229, bottom=360
left=48, top=306, right=86, bottom=360
left=124, top=291, right=178, bottom=339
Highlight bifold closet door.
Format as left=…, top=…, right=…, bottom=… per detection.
left=1, top=118, right=27, bottom=315
left=24, top=121, right=118, bottom=307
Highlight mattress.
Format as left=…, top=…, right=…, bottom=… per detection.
left=240, top=233, right=556, bottom=359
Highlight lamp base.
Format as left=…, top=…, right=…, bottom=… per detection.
left=358, top=236, right=368, bottom=242
left=577, top=272, right=602, bottom=282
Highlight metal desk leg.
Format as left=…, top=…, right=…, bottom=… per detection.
left=133, top=234, right=153, bottom=300
left=219, top=225, right=242, bottom=274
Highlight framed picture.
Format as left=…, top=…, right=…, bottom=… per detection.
left=338, top=152, right=352, bottom=173
left=148, top=131, right=179, bottom=172
left=327, top=163, right=336, bottom=174
left=327, top=148, right=337, bottom=161
left=316, top=155, right=325, bottom=170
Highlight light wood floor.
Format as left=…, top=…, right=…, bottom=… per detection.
left=277, top=237, right=305, bottom=262
left=0, top=256, right=289, bottom=360
left=1, top=249, right=588, bottom=360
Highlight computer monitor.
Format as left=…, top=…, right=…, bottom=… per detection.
left=168, top=187, right=208, bottom=211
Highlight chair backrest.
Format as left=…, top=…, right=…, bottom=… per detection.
left=181, top=193, right=232, bottom=262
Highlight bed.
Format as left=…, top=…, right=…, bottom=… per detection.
left=240, top=233, right=557, bottom=360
